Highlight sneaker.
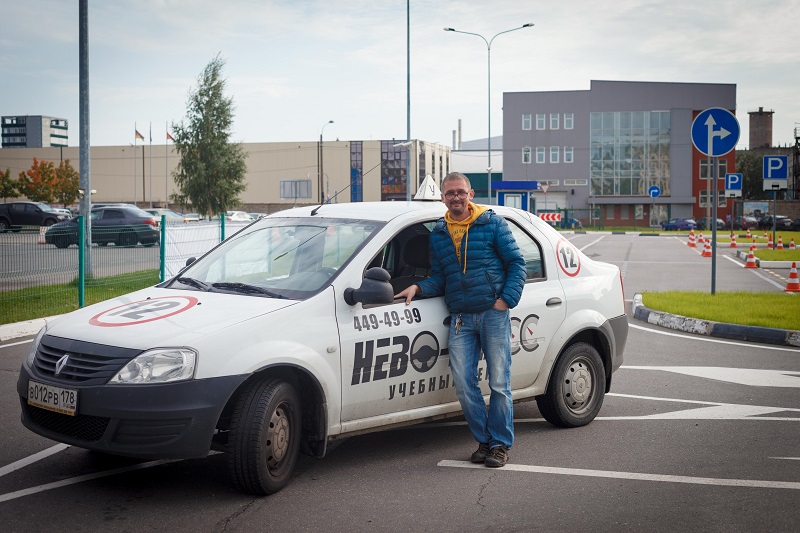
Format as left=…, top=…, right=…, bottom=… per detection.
left=484, top=446, right=509, bottom=468
left=470, top=442, right=491, bottom=463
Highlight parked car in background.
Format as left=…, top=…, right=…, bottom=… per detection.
left=182, top=213, right=203, bottom=222
left=729, top=216, right=759, bottom=230
left=45, top=205, right=160, bottom=248
left=660, top=218, right=696, bottom=231
left=758, top=215, right=793, bottom=230
left=145, top=208, right=185, bottom=223
left=226, top=210, right=253, bottom=222
left=0, top=201, right=69, bottom=231
left=52, top=207, right=74, bottom=217
left=248, top=212, right=269, bottom=221
left=696, top=217, right=725, bottom=231
left=558, top=217, right=583, bottom=229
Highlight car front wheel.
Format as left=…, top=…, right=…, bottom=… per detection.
left=537, top=342, right=606, bottom=428
left=227, top=378, right=301, bottom=495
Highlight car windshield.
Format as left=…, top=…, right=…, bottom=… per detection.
left=36, top=203, right=56, bottom=212
left=174, top=217, right=382, bottom=298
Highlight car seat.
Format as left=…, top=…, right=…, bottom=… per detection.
left=390, top=233, right=431, bottom=293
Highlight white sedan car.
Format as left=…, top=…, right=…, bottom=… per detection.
left=18, top=200, right=627, bottom=495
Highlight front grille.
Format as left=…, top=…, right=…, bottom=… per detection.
left=25, top=403, right=110, bottom=442
left=33, top=335, right=141, bottom=386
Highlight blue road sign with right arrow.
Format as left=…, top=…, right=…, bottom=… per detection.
left=691, top=108, right=740, bottom=157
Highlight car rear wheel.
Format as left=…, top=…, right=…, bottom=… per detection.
left=0, top=219, right=8, bottom=233
left=116, top=230, right=137, bottom=247
left=54, top=235, right=70, bottom=249
left=537, top=342, right=606, bottom=428
left=227, top=378, right=301, bottom=495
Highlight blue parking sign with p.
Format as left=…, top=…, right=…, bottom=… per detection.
left=763, top=156, right=788, bottom=179
left=725, top=173, right=742, bottom=190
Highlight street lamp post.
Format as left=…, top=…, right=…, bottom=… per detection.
left=444, top=23, right=533, bottom=204
left=319, top=120, right=334, bottom=203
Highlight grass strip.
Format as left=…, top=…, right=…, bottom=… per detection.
left=641, top=291, right=800, bottom=330
left=0, top=270, right=160, bottom=325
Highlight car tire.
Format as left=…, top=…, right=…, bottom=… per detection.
left=0, top=219, right=8, bottom=233
left=227, top=378, right=301, bottom=495
left=537, top=342, right=606, bottom=428
left=116, top=230, right=137, bottom=247
left=54, top=235, right=70, bottom=249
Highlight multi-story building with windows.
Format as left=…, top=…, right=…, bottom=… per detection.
left=1, top=115, right=69, bottom=148
left=503, top=80, right=737, bottom=226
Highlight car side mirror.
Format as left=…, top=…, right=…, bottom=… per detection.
left=344, top=267, right=393, bottom=306
left=185, top=257, right=197, bottom=267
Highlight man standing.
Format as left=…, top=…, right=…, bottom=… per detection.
left=395, top=172, right=526, bottom=467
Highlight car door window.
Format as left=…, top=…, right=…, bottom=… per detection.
left=507, top=221, right=545, bottom=280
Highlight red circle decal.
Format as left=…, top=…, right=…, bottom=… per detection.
left=89, top=296, right=199, bottom=327
left=556, top=239, right=581, bottom=277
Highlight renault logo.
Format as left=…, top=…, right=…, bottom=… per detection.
left=54, top=353, right=70, bottom=376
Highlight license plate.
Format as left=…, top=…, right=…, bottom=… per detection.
left=28, top=380, right=78, bottom=416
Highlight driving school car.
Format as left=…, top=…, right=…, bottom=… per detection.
left=18, top=197, right=627, bottom=496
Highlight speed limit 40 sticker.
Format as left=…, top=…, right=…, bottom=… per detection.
left=556, top=239, right=581, bottom=277
left=89, top=296, right=199, bottom=327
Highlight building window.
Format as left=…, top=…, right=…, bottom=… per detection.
left=564, top=113, right=574, bottom=130
left=589, top=110, right=671, bottom=197
left=522, top=146, right=532, bottom=164
left=635, top=205, right=644, bottom=219
left=536, top=146, right=545, bottom=164
left=700, top=159, right=728, bottom=179
left=563, top=146, right=574, bottom=163
left=606, top=206, right=615, bottom=220
left=536, top=114, right=546, bottom=130
left=280, top=180, right=312, bottom=199
left=699, top=191, right=727, bottom=208
left=522, top=114, right=532, bottom=130
left=550, top=146, right=559, bottom=164
left=550, top=113, right=560, bottom=130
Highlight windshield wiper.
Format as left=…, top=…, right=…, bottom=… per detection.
left=176, top=276, right=212, bottom=291
left=211, top=282, right=288, bottom=299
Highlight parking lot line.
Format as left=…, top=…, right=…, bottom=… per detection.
left=437, top=460, right=800, bottom=490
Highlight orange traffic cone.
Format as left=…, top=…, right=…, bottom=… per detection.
left=763, top=230, right=768, bottom=239
left=790, top=238, right=796, bottom=250
left=687, top=230, right=696, bottom=247
left=701, top=239, right=712, bottom=257
left=767, top=234, right=774, bottom=249
left=744, top=248, right=758, bottom=268
left=746, top=228, right=751, bottom=239
left=730, top=232, right=737, bottom=248
left=785, top=262, right=800, bottom=292
left=776, top=236, right=784, bottom=250
left=698, top=232, right=705, bottom=244
left=37, top=227, right=46, bottom=245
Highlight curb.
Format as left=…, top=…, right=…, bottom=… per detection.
left=0, top=317, right=53, bottom=342
left=632, top=293, right=800, bottom=347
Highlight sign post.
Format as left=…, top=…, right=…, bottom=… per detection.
left=691, top=108, right=740, bottom=295
left=648, top=185, right=660, bottom=229
left=763, top=155, right=789, bottom=247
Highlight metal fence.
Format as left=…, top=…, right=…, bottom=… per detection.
left=0, top=218, right=251, bottom=325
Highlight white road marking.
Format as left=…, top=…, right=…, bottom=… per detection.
left=606, top=392, right=800, bottom=420
left=437, top=460, right=800, bottom=490
left=0, top=458, right=181, bottom=504
left=629, top=322, right=800, bottom=352
left=0, top=339, right=33, bottom=349
left=0, top=444, right=70, bottom=478
left=622, top=366, right=800, bottom=388
left=721, top=253, right=788, bottom=289
left=577, top=235, right=606, bottom=252
left=771, top=457, right=800, bottom=461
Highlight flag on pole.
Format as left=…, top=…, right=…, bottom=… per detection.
left=166, top=131, right=175, bottom=142
left=135, top=129, right=145, bottom=141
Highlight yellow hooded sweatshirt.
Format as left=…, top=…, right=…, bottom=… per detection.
left=445, top=202, right=488, bottom=273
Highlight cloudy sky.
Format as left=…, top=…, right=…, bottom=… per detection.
left=2, top=0, right=798, bottom=149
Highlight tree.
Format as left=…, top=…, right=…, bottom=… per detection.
left=736, top=150, right=768, bottom=201
left=53, top=159, right=80, bottom=207
left=17, top=157, right=57, bottom=203
left=0, top=168, right=18, bottom=202
left=171, top=54, right=247, bottom=218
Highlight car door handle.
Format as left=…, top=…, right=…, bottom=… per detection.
left=546, top=297, right=562, bottom=307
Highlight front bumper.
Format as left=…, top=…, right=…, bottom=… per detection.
left=18, top=363, right=247, bottom=459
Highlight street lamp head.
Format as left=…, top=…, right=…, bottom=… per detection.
left=443, top=27, right=455, bottom=31
left=327, top=120, right=334, bottom=124
left=522, top=23, right=534, bottom=28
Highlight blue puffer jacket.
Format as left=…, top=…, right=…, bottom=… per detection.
left=416, top=209, right=526, bottom=313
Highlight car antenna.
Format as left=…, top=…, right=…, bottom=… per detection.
left=310, top=142, right=412, bottom=216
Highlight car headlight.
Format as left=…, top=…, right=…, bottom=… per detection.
left=26, top=325, right=48, bottom=367
left=109, top=347, right=197, bottom=384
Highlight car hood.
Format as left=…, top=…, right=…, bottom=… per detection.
left=43, top=286, right=298, bottom=350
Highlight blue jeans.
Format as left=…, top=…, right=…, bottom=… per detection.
left=448, top=307, right=513, bottom=449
